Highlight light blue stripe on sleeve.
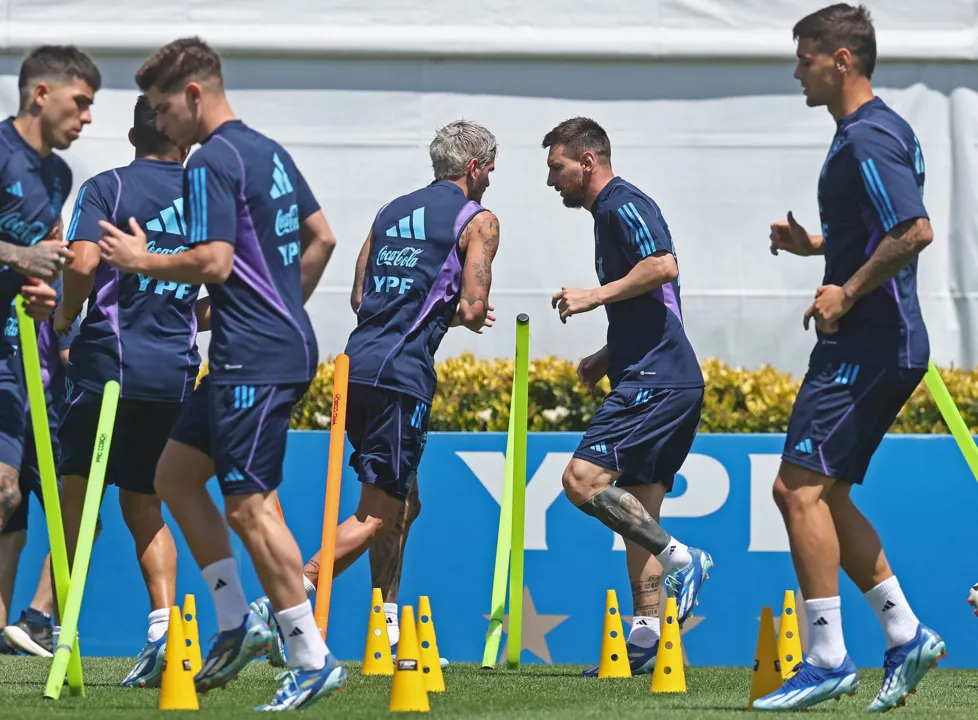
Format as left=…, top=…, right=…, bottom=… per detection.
left=860, top=159, right=897, bottom=230
left=189, top=170, right=199, bottom=243
left=618, top=205, right=651, bottom=257
left=199, top=168, right=208, bottom=242
left=627, top=202, right=657, bottom=254
left=66, top=186, right=87, bottom=241
left=865, top=158, right=898, bottom=230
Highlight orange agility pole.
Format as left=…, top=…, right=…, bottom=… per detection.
left=314, top=354, right=350, bottom=639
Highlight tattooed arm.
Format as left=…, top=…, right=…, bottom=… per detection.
left=807, top=217, right=933, bottom=332
left=350, top=227, right=372, bottom=313
left=453, top=211, right=499, bottom=332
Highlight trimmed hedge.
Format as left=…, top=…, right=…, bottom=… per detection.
left=198, top=355, right=978, bottom=433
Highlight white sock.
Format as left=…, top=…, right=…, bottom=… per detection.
left=654, top=538, right=693, bottom=573
left=303, top=576, right=317, bottom=598
left=628, top=615, right=660, bottom=648
left=385, top=603, right=399, bottom=646
left=147, top=608, right=170, bottom=643
left=277, top=602, right=327, bottom=671
left=864, top=576, right=919, bottom=648
left=805, top=596, right=847, bottom=669
left=202, top=558, right=251, bottom=633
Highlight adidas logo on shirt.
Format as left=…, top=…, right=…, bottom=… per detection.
left=793, top=438, right=813, bottom=454
left=270, top=153, right=294, bottom=199
left=6, top=181, right=23, bottom=197
left=385, top=207, right=426, bottom=241
left=145, top=197, right=187, bottom=236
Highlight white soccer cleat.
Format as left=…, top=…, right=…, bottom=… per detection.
left=968, top=582, right=978, bottom=616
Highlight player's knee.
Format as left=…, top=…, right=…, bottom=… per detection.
left=772, top=474, right=817, bottom=519
left=562, top=463, right=595, bottom=506
left=0, top=480, right=22, bottom=521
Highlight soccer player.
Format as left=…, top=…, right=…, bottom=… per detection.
left=0, top=46, right=100, bottom=534
left=753, top=5, right=943, bottom=712
left=541, top=117, right=713, bottom=676
left=0, top=285, right=79, bottom=657
left=97, top=37, right=342, bottom=711
left=52, top=94, right=201, bottom=688
left=252, top=120, right=498, bottom=670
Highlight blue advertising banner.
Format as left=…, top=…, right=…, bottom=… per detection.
left=9, top=432, right=978, bottom=668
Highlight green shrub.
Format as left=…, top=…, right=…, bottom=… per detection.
left=196, top=355, right=978, bottom=433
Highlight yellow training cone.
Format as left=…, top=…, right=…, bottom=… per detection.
left=390, top=606, right=429, bottom=713
left=181, top=594, right=202, bottom=676
left=417, top=596, right=446, bottom=693
left=158, top=605, right=199, bottom=711
left=778, top=590, right=803, bottom=680
left=597, top=590, right=631, bottom=678
left=363, top=588, right=394, bottom=675
left=651, top=597, right=685, bottom=693
left=749, top=606, right=783, bottom=709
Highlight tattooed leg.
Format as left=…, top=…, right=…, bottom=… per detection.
left=625, top=483, right=668, bottom=645
left=0, top=463, right=21, bottom=534
left=369, top=476, right=420, bottom=604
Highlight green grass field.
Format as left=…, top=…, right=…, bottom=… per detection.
left=1, top=657, right=975, bottom=718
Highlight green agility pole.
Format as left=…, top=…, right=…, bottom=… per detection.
left=16, top=298, right=85, bottom=696
left=924, top=359, right=978, bottom=481
left=44, top=380, right=120, bottom=700
left=507, top=313, right=530, bottom=669
left=481, top=378, right=517, bottom=667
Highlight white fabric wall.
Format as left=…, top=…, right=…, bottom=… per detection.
left=2, top=1, right=978, bottom=375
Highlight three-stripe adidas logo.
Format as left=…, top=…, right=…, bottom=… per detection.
left=813, top=616, right=829, bottom=626
left=881, top=600, right=896, bottom=612
left=616, top=202, right=657, bottom=258
left=6, top=181, right=23, bottom=197
left=385, top=207, right=426, bottom=241
left=794, top=438, right=813, bottom=454
left=634, top=388, right=654, bottom=405
left=589, top=442, right=608, bottom=454
left=145, top=197, right=187, bottom=235
left=234, top=385, right=256, bottom=409
left=213, top=578, right=228, bottom=590
left=834, top=363, right=860, bottom=385
left=410, top=401, right=429, bottom=430
left=270, top=153, right=294, bottom=199
left=288, top=627, right=303, bottom=637
left=224, top=467, right=245, bottom=484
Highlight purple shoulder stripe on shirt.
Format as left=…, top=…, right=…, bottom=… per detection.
left=453, top=200, right=484, bottom=240
left=92, top=262, right=123, bottom=392
left=213, top=135, right=311, bottom=372
left=110, top=169, right=123, bottom=224
left=654, top=283, right=683, bottom=325
left=182, top=309, right=198, bottom=403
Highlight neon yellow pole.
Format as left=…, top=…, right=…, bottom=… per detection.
left=481, top=385, right=516, bottom=668
left=15, top=298, right=85, bottom=696
left=44, top=381, right=119, bottom=700
left=924, top=360, right=978, bottom=481
left=507, top=314, right=530, bottom=668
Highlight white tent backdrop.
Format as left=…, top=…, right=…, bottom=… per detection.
left=2, top=0, right=978, bottom=375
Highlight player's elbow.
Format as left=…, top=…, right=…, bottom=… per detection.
left=458, top=304, right=486, bottom=331
left=912, top=219, right=933, bottom=251
left=202, top=255, right=233, bottom=284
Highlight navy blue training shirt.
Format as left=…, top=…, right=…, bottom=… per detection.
left=0, top=117, right=71, bottom=357
left=65, top=158, right=201, bottom=401
left=591, top=177, right=703, bottom=390
left=183, top=120, right=319, bottom=385
left=815, top=97, right=929, bottom=369
left=346, top=181, right=485, bottom=403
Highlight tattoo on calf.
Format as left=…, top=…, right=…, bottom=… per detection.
left=578, top=486, right=670, bottom=555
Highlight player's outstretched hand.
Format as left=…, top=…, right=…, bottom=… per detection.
left=552, top=287, right=600, bottom=324
left=20, top=277, right=59, bottom=321
left=97, top=217, right=149, bottom=274
left=770, top=211, right=816, bottom=257
left=577, top=346, right=609, bottom=396
left=14, top=239, right=72, bottom=282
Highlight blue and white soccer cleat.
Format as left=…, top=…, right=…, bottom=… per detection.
left=255, top=652, right=346, bottom=711
left=581, top=639, right=659, bottom=677
left=967, top=582, right=978, bottom=616
left=664, top=547, right=714, bottom=626
left=119, top=636, right=167, bottom=688
left=753, top=656, right=859, bottom=711
left=250, top=596, right=287, bottom=668
left=866, top=624, right=946, bottom=712
left=195, top=611, right=273, bottom=693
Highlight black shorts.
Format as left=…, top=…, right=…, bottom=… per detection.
left=346, top=383, right=430, bottom=502
left=782, top=361, right=926, bottom=484
left=59, top=386, right=185, bottom=495
left=169, top=377, right=310, bottom=496
left=574, top=385, right=704, bottom=490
